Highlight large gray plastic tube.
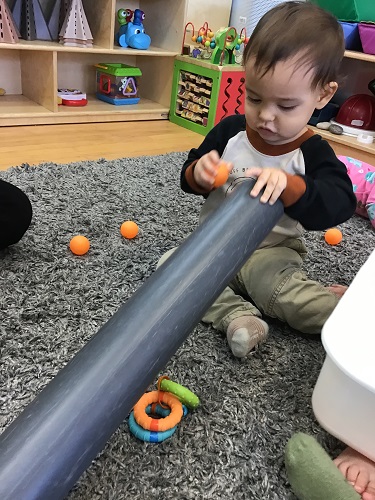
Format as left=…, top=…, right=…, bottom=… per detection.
left=0, top=179, right=283, bottom=499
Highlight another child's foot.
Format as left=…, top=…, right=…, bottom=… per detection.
left=334, top=447, right=375, bottom=500
left=226, top=316, right=268, bottom=358
left=328, top=284, right=348, bottom=298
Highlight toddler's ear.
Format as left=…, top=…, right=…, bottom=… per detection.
left=316, top=81, right=338, bottom=109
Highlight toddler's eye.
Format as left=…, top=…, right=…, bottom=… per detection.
left=247, top=96, right=261, bottom=104
left=279, top=105, right=297, bottom=111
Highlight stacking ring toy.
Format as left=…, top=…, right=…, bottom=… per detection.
left=133, top=390, right=183, bottom=432
left=159, top=378, right=200, bottom=409
left=129, top=404, right=177, bottom=443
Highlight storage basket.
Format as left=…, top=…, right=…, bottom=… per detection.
left=339, top=21, right=362, bottom=50
left=312, top=0, right=375, bottom=23
left=358, top=23, right=375, bottom=55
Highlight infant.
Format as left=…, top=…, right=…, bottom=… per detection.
left=339, top=155, right=375, bottom=228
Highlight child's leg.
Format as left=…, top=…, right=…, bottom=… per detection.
left=285, top=433, right=361, bottom=500
left=158, top=246, right=268, bottom=358
left=334, top=448, right=375, bottom=500
left=0, top=180, right=32, bottom=250
left=239, top=239, right=339, bottom=334
left=202, top=285, right=268, bottom=358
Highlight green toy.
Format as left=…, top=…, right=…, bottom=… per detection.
left=158, top=376, right=200, bottom=409
left=285, top=433, right=360, bottom=500
left=210, top=27, right=238, bottom=65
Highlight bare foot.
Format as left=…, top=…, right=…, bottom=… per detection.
left=327, top=284, right=348, bottom=298
left=334, top=447, right=375, bottom=499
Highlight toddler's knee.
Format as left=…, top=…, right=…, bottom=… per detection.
left=271, top=271, right=339, bottom=334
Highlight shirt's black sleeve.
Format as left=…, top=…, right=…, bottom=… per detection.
left=180, top=115, right=246, bottom=194
left=286, top=135, right=356, bottom=230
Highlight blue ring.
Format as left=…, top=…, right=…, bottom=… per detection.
left=128, top=404, right=188, bottom=443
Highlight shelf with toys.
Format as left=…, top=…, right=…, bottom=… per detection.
left=168, top=22, right=248, bottom=135
left=309, top=55, right=375, bottom=163
left=1, top=0, right=230, bottom=126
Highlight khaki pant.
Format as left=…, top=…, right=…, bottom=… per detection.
left=157, top=238, right=339, bottom=335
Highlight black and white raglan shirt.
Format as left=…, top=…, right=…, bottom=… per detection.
left=181, top=115, right=356, bottom=248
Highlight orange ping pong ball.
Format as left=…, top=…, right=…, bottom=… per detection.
left=120, top=220, right=139, bottom=239
left=213, top=163, right=229, bottom=188
left=69, top=235, right=90, bottom=255
left=324, top=228, right=342, bottom=245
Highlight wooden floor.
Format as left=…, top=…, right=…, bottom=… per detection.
left=0, top=121, right=201, bottom=171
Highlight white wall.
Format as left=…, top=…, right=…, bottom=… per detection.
left=229, top=0, right=290, bottom=35
left=185, top=0, right=232, bottom=32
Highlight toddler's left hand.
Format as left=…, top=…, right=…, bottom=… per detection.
left=245, top=167, right=287, bottom=205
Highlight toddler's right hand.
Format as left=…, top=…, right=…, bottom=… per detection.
left=194, top=151, right=232, bottom=191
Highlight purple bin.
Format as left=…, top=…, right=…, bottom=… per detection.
left=359, top=23, right=375, bottom=55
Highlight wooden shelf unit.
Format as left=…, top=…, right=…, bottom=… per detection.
left=0, top=0, right=186, bottom=126
left=308, top=50, right=375, bottom=163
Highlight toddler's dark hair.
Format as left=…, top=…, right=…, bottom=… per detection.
left=242, top=1, right=344, bottom=88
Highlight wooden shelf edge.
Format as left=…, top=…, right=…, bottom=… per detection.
left=0, top=112, right=169, bottom=127
left=309, top=125, right=375, bottom=156
left=0, top=40, right=178, bottom=57
left=344, top=50, right=375, bottom=63
left=0, top=95, right=169, bottom=126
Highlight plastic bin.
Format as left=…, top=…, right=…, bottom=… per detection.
left=358, top=23, right=375, bottom=55
left=312, top=0, right=375, bottom=23
left=312, top=249, right=375, bottom=463
left=339, top=21, right=363, bottom=50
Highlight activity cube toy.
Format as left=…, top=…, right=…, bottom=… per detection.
left=95, top=63, right=142, bottom=105
left=169, top=56, right=245, bottom=135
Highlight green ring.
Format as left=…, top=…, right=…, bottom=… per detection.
left=160, top=379, right=200, bottom=409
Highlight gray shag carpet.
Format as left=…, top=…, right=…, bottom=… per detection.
left=1, top=152, right=375, bottom=500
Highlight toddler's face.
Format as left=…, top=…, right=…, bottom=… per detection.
left=245, top=54, right=335, bottom=145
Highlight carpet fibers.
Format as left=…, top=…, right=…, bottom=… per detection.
left=1, top=152, right=374, bottom=500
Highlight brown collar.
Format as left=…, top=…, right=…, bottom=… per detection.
left=246, top=125, right=314, bottom=156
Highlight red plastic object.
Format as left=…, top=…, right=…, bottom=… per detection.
left=61, top=98, right=88, bottom=106
left=335, top=94, right=375, bottom=131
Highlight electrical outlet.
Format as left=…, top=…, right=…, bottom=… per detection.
left=239, top=16, right=247, bottom=24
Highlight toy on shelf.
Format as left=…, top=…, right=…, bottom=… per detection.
left=0, top=0, right=20, bottom=44
left=57, top=89, right=87, bottom=106
left=59, top=0, right=93, bottom=48
left=95, top=63, right=142, bottom=106
left=170, top=55, right=246, bottom=135
left=128, top=376, right=199, bottom=443
left=12, top=0, right=52, bottom=41
left=48, top=0, right=71, bottom=41
left=115, top=8, right=151, bottom=50
left=182, top=21, right=248, bottom=66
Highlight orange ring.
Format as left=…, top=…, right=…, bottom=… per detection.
left=133, top=391, right=183, bottom=432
